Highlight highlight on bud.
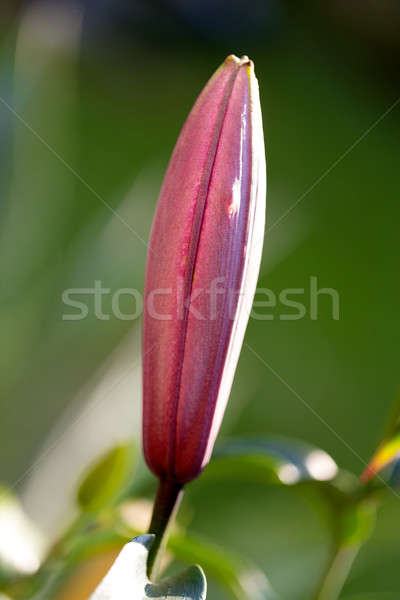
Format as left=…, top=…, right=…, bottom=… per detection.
left=142, top=54, right=266, bottom=485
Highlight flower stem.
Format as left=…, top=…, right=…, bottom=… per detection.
left=147, top=479, right=184, bottom=581
left=315, top=543, right=360, bottom=600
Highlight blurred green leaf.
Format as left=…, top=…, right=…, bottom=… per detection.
left=77, top=444, right=137, bottom=513
left=342, top=596, right=400, bottom=600
left=91, top=534, right=206, bottom=600
left=202, top=438, right=378, bottom=600
left=64, top=528, right=127, bottom=566
left=4, top=527, right=129, bottom=600
left=313, top=498, right=377, bottom=599
left=168, top=533, right=276, bottom=600
left=338, top=501, right=376, bottom=548
left=205, top=437, right=338, bottom=487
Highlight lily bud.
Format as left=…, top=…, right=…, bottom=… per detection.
left=142, top=55, right=266, bottom=485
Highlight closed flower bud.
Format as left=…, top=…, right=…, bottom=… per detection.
left=142, top=55, right=266, bottom=485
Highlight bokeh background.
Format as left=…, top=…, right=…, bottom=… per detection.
left=1, top=1, right=400, bottom=598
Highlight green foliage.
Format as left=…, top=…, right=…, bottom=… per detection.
left=338, top=501, right=376, bottom=548
left=77, top=444, right=137, bottom=512
left=342, top=596, right=400, bottom=600
left=168, top=533, right=276, bottom=600
left=0, top=436, right=392, bottom=600
left=198, top=438, right=382, bottom=600
left=205, top=437, right=338, bottom=486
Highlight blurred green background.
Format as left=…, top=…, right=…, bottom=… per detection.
left=0, top=1, right=400, bottom=598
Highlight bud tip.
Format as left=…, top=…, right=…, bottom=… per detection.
left=225, top=54, right=253, bottom=69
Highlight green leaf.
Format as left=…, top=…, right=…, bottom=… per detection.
left=90, top=535, right=206, bottom=599
left=77, top=444, right=137, bottom=512
left=338, top=500, right=376, bottom=547
left=204, top=437, right=338, bottom=486
left=168, top=533, right=276, bottom=600
left=313, top=498, right=377, bottom=599
left=146, top=566, right=206, bottom=599
left=342, top=595, right=400, bottom=600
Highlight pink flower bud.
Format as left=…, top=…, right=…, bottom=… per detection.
left=142, top=55, right=266, bottom=484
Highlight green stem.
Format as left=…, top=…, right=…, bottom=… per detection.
left=315, top=543, right=360, bottom=600
left=147, top=479, right=184, bottom=581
